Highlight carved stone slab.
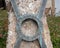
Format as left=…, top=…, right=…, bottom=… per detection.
left=5, top=0, right=53, bottom=48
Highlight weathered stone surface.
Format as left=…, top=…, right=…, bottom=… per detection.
left=5, top=0, right=53, bottom=48
left=21, top=19, right=38, bottom=37
left=15, top=0, right=41, bottom=15
left=20, top=40, right=40, bottom=48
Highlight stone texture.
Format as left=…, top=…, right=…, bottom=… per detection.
left=21, top=19, right=38, bottom=37
left=15, top=0, right=41, bottom=15
left=5, top=0, right=53, bottom=48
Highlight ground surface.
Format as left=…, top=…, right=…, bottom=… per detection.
left=0, top=9, right=60, bottom=48
left=0, top=9, right=8, bottom=48
left=47, top=16, right=60, bottom=48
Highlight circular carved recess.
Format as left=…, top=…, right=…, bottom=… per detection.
left=21, top=19, right=38, bottom=37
